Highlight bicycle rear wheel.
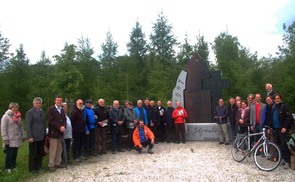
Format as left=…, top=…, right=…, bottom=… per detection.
left=231, top=136, right=247, bottom=162
left=254, top=141, right=282, bottom=171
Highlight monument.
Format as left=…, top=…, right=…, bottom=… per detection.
left=172, top=52, right=232, bottom=140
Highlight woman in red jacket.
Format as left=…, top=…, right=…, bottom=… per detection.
left=172, top=101, right=188, bottom=144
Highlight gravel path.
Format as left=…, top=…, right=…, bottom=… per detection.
left=31, top=141, right=295, bottom=182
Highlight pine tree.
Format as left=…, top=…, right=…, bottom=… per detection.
left=127, top=20, right=147, bottom=59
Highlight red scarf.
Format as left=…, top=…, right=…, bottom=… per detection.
left=13, top=112, right=21, bottom=122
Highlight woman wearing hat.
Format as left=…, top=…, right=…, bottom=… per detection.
left=1, top=102, right=26, bottom=173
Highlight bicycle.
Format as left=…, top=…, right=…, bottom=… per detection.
left=231, top=125, right=282, bottom=171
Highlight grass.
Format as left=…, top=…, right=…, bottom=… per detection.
left=0, top=119, right=50, bottom=182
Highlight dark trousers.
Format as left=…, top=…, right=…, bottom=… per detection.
left=111, top=132, right=122, bottom=151
left=253, top=123, right=261, bottom=142
left=175, top=123, right=185, bottom=142
left=84, top=128, right=95, bottom=154
left=167, top=127, right=176, bottom=142
left=149, top=125, right=156, bottom=140
left=95, top=127, right=107, bottom=152
left=5, top=147, right=18, bottom=170
left=274, top=128, right=290, bottom=163
left=135, top=139, right=154, bottom=151
left=127, top=128, right=134, bottom=148
left=29, top=140, right=45, bottom=172
left=230, top=123, right=238, bottom=137
left=62, top=138, right=71, bottom=162
left=238, top=126, right=248, bottom=134
left=73, top=132, right=84, bottom=159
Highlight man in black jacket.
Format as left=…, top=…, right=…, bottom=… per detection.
left=94, top=99, right=108, bottom=155
left=265, top=83, right=276, bottom=98
left=143, top=98, right=154, bottom=128
left=109, top=100, right=125, bottom=154
left=270, top=94, right=294, bottom=169
left=163, top=101, right=175, bottom=143
left=156, top=100, right=165, bottom=143
left=228, top=98, right=238, bottom=138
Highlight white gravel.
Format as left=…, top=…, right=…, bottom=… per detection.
left=31, top=141, right=295, bottom=182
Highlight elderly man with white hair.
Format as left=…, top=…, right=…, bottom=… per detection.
left=109, top=100, right=125, bottom=154
left=94, top=99, right=109, bottom=155
left=265, top=83, right=276, bottom=98
left=134, top=100, right=148, bottom=125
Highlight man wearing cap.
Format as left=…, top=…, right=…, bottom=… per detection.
left=124, top=101, right=139, bottom=151
left=84, top=99, right=97, bottom=157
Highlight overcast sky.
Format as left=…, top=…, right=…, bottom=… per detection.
left=0, top=0, right=294, bottom=64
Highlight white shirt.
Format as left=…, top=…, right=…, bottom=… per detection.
left=64, top=115, right=72, bottom=139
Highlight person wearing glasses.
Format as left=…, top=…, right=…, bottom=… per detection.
left=26, top=97, right=47, bottom=174
left=47, top=95, right=67, bottom=171
left=70, top=99, right=87, bottom=162
left=269, top=93, right=294, bottom=169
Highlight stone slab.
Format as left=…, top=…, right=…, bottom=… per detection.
left=185, top=123, right=233, bottom=141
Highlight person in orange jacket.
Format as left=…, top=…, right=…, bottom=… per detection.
left=133, top=119, right=155, bottom=154
left=172, top=101, right=188, bottom=144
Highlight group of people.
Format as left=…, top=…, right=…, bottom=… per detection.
left=215, top=83, right=294, bottom=169
left=1, top=96, right=188, bottom=174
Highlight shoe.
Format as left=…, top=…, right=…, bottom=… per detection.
left=84, top=154, right=89, bottom=158
left=79, top=156, right=87, bottom=160
left=97, top=152, right=102, bottom=155
left=102, top=151, right=107, bottom=154
left=173, top=141, right=176, bottom=143
left=48, top=167, right=56, bottom=172
left=30, top=170, right=39, bottom=174
left=5, top=169, right=11, bottom=174
left=284, top=163, right=290, bottom=169
left=182, top=141, right=186, bottom=144
left=280, top=159, right=285, bottom=166
left=67, top=161, right=73, bottom=164
left=161, top=140, right=165, bottom=143
left=112, top=151, right=116, bottom=154
left=126, top=148, right=131, bottom=151
left=74, top=158, right=82, bottom=162
left=225, top=142, right=230, bottom=145
left=155, top=141, right=159, bottom=144
left=138, top=149, right=142, bottom=154
left=89, top=152, right=97, bottom=157
left=148, top=148, right=154, bottom=154
left=12, top=168, right=18, bottom=172
left=219, top=142, right=224, bottom=145
left=167, top=141, right=171, bottom=143
left=176, top=142, right=180, bottom=144
left=55, top=164, right=65, bottom=168
left=38, top=167, right=46, bottom=171
left=118, top=149, right=126, bottom=152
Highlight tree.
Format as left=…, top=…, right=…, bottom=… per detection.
left=177, top=32, right=194, bottom=68
left=127, top=20, right=147, bottom=59
left=0, top=32, right=11, bottom=71
left=51, top=43, right=84, bottom=99
left=194, top=34, right=210, bottom=67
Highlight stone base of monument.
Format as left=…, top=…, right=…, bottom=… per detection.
left=185, top=123, right=233, bottom=141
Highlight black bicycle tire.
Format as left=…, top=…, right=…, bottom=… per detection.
left=231, top=136, right=247, bottom=162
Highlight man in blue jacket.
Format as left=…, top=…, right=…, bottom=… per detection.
left=214, top=99, right=229, bottom=145
left=134, top=100, right=148, bottom=125
left=84, top=99, right=97, bottom=157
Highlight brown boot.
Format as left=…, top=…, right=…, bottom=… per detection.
left=48, top=167, right=56, bottom=172
left=55, top=164, right=65, bottom=168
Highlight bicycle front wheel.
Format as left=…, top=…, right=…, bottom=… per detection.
left=231, top=136, right=247, bottom=162
left=253, top=141, right=282, bottom=171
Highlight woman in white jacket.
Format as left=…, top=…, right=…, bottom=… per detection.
left=1, top=102, right=26, bottom=173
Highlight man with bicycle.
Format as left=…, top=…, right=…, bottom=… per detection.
left=250, top=93, right=266, bottom=142
left=269, top=93, right=294, bottom=169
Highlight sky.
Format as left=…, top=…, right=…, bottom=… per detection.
left=0, top=0, right=295, bottom=64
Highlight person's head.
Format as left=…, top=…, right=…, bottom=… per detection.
left=128, top=101, right=133, bottom=109
left=55, top=95, right=62, bottom=108
left=157, top=100, right=162, bottom=107
left=235, top=96, right=241, bottom=102
left=236, top=100, right=241, bottom=108
left=266, top=83, right=272, bottom=92
left=137, top=100, right=143, bottom=108
left=265, top=96, right=273, bottom=106
left=219, top=99, right=224, bottom=106
left=139, top=119, right=144, bottom=129
left=167, top=101, right=172, bottom=108
left=273, top=94, right=282, bottom=105
left=62, top=102, right=68, bottom=113
left=9, top=102, right=19, bottom=113
left=255, top=93, right=262, bottom=103
left=144, top=98, right=150, bottom=106
left=33, top=97, right=42, bottom=110
left=124, top=100, right=129, bottom=107
left=76, top=99, right=83, bottom=108
left=241, top=100, right=248, bottom=109
left=98, top=99, right=105, bottom=107
left=150, top=100, right=155, bottom=107
left=176, top=101, right=181, bottom=108
left=85, top=99, right=93, bottom=108
left=113, top=100, right=119, bottom=109
left=247, top=94, right=254, bottom=103
left=229, top=98, right=235, bottom=105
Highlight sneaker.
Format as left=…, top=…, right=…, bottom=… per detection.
left=5, top=169, right=11, bottom=174
left=219, top=142, right=224, bottom=145
left=74, top=158, right=82, bottom=162
left=284, top=163, right=290, bottom=169
left=225, top=142, right=230, bottom=145
left=79, top=156, right=87, bottom=160
left=12, top=168, right=18, bottom=172
left=126, top=148, right=131, bottom=151
left=48, top=167, right=56, bottom=172
left=148, top=148, right=154, bottom=154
